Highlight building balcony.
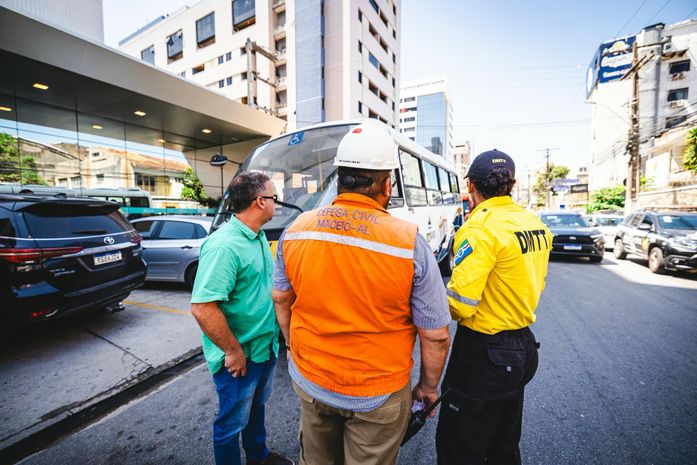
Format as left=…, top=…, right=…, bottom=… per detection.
left=272, top=0, right=286, bottom=13
left=275, top=49, right=287, bottom=64
left=273, top=24, right=286, bottom=39
left=276, top=76, right=287, bottom=90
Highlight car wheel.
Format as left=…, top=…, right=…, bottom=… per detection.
left=590, top=255, right=603, bottom=263
left=185, top=263, right=198, bottom=290
left=439, top=244, right=454, bottom=276
left=648, top=247, right=665, bottom=274
left=613, top=238, right=627, bottom=259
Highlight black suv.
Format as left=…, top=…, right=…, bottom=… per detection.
left=0, top=194, right=147, bottom=323
left=614, top=210, right=697, bottom=274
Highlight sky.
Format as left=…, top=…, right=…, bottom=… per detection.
left=103, top=0, right=697, bottom=173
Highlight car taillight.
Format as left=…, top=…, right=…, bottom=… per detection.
left=0, top=247, right=83, bottom=264
left=129, top=235, right=143, bottom=244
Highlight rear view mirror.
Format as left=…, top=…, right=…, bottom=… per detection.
left=638, top=223, right=651, bottom=231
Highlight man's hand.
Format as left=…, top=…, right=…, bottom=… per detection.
left=225, top=346, right=247, bottom=378
left=413, top=382, right=440, bottom=418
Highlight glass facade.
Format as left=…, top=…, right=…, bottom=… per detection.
left=232, top=0, right=255, bottom=30
left=0, top=93, right=220, bottom=203
left=196, top=12, right=215, bottom=46
left=416, top=93, right=447, bottom=156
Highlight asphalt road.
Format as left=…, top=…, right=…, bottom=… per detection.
left=12, top=252, right=697, bottom=465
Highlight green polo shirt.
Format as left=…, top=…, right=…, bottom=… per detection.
left=191, top=216, right=279, bottom=374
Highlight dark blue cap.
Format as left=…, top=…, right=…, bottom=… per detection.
left=466, top=149, right=516, bottom=179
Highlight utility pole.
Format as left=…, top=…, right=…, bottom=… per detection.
left=245, top=38, right=280, bottom=115
left=619, top=38, right=664, bottom=212
left=537, top=147, right=559, bottom=209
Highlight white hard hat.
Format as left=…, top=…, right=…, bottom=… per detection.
left=334, top=122, right=400, bottom=170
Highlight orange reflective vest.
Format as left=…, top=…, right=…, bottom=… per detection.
left=282, top=193, right=417, bottom=396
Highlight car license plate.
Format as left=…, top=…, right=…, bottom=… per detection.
left=564, top=245, right=582, bottom=251
left=94, top=251, right=122, bottom=265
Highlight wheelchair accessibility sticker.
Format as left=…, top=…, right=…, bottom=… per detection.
left=288, top=132, right=304, bottom=146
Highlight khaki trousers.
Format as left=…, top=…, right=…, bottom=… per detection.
left=292, top=381, right=412, bottom=465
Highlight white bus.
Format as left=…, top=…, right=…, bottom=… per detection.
left=211, top=120, right=462, bottom=274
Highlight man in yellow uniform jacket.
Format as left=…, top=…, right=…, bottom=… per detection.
left=436, top=150, right=552, bottom=465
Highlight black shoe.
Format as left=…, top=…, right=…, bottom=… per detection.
left=247, top=451, right=295, bottom=465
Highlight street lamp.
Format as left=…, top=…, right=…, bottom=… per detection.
left=209, top=153, right=241, bottom=197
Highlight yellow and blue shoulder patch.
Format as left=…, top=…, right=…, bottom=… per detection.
left=454, top=239, right=473, bottom=266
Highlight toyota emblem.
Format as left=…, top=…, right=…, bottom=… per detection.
left=569, top=236, right=577, bottom=241
left=103, top=236, right=115, bottom=245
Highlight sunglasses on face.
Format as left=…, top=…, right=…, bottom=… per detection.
left=259, top=194, right=278, bottom=203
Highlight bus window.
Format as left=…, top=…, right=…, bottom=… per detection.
left=423, top=161, right=442, bottom=205
left=438, top=167, right=454, bottom=205
left=449, top=172, right=459, bottom=194
left=387, top=168, right=404, bottom=209
left=400, top=150, right=427, bottom=206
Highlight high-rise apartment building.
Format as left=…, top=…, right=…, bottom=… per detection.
left=451, top=141, right=470, bottom=184
left=0, top=0, right=104, bottom=42
left=399, top=76, right=453, bottom=159
left=118, top=0, right=400, bottom=129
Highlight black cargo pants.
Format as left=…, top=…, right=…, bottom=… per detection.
left=436, top=325, right=539, bottom=465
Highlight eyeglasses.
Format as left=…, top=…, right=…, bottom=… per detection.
left=259, top=194, right=278, bottom=203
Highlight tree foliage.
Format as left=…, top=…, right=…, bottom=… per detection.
left=683, top=127, right=697, bottom=174
left=588, top=185, right=625, bottom=213
left=533, top=163, right=570, bottom=198
left=0, top=132, right=46, bottom=185
left=180, top=167, right=206, bottom=204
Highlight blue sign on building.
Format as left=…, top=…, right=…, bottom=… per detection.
left=586, top=36, right=635, bottom=98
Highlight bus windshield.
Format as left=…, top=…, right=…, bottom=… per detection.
left=213, top=123, right=355, bottom=232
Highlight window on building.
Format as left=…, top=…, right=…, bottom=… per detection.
left=275, top=37, right=287, bottom=53
left=226, top=51, right=232, bottom=61
left=241, top=72, right=248, bottom=80
left=240, top=46, right=247, bottom=55
left=667, top=87, right=688, bottom=101
left=276, top=64, right=287, bottom=78
left=71, top=176, right=82, bottom=188
left=393, top=3, right=396, bottom=15
left=393, top=29, right=396, bottom=39
left=666, top=115, right=687, bottom=129
left=232, top=0, right=256, bottom=31
left=392, top=77, right=395, bottom=87
left=358, top=40, right=362, bottom=53
left=669, top=60, right=690, bottom=74
left=227, top=76, right=233, bottom=85
left=218, top=55, right=224, bottom=64
left=358, top=9, right=362, bottom=22
left=178, top=71, right=186, bottom=78
left=368, top=52, right=379, bottom=70
left=369, top=0, right=379, bottom=14
left=276, top=10, right=286, bottom=28
left=166, top=30, right=183, bottom=62
left=358, top=101, right=362, bottom=114
left=358, top=71, right=362, bottom=83
left=136, top=174, right=156, bottom=192
left=218, top=80, right=224, bottom=88
left=404, top=116, right=415, bottom=122
left=405, top=96, right=415, bottom=102
left=192, top=63, right=205, bottom=75
left=96, top=173, right=104, bottom=184
left=141, top=45, right=155, bottom=64
left=392, top=52, right=396, bottom=63
left=196, top=12, right=216, bottom=47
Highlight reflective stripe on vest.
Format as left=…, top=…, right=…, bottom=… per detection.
left=284, top=230, right=415, bottom=260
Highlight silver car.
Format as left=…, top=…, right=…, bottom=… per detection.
left=588, top=214, right=624, bottom=250
left=130, top=215, right=212, bottom=288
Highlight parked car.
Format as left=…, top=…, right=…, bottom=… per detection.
left=539, top=211, right=605, bottom=262
left=613, top=210, right=697, bottom=274
left=588, top=213, right=624, bottom=250
left=0, top=193, right=146, bottom=323
left=130, top=215, right=212, bottom=288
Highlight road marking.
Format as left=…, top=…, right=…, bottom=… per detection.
left=123, top=300, right=190, bottom=316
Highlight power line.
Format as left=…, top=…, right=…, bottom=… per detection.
left=644, top=0, right=673, bottom=26
left=615, top=0, right=649, bottom=37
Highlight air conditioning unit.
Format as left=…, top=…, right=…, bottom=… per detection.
left=662, top=42, right=673, bottom=54
left=670, top=72, right=685, bottom=80
left=670, top=100, right=685, bottom=108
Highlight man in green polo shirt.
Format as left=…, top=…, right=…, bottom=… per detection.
left=191, top=172, right=293, bottom=465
